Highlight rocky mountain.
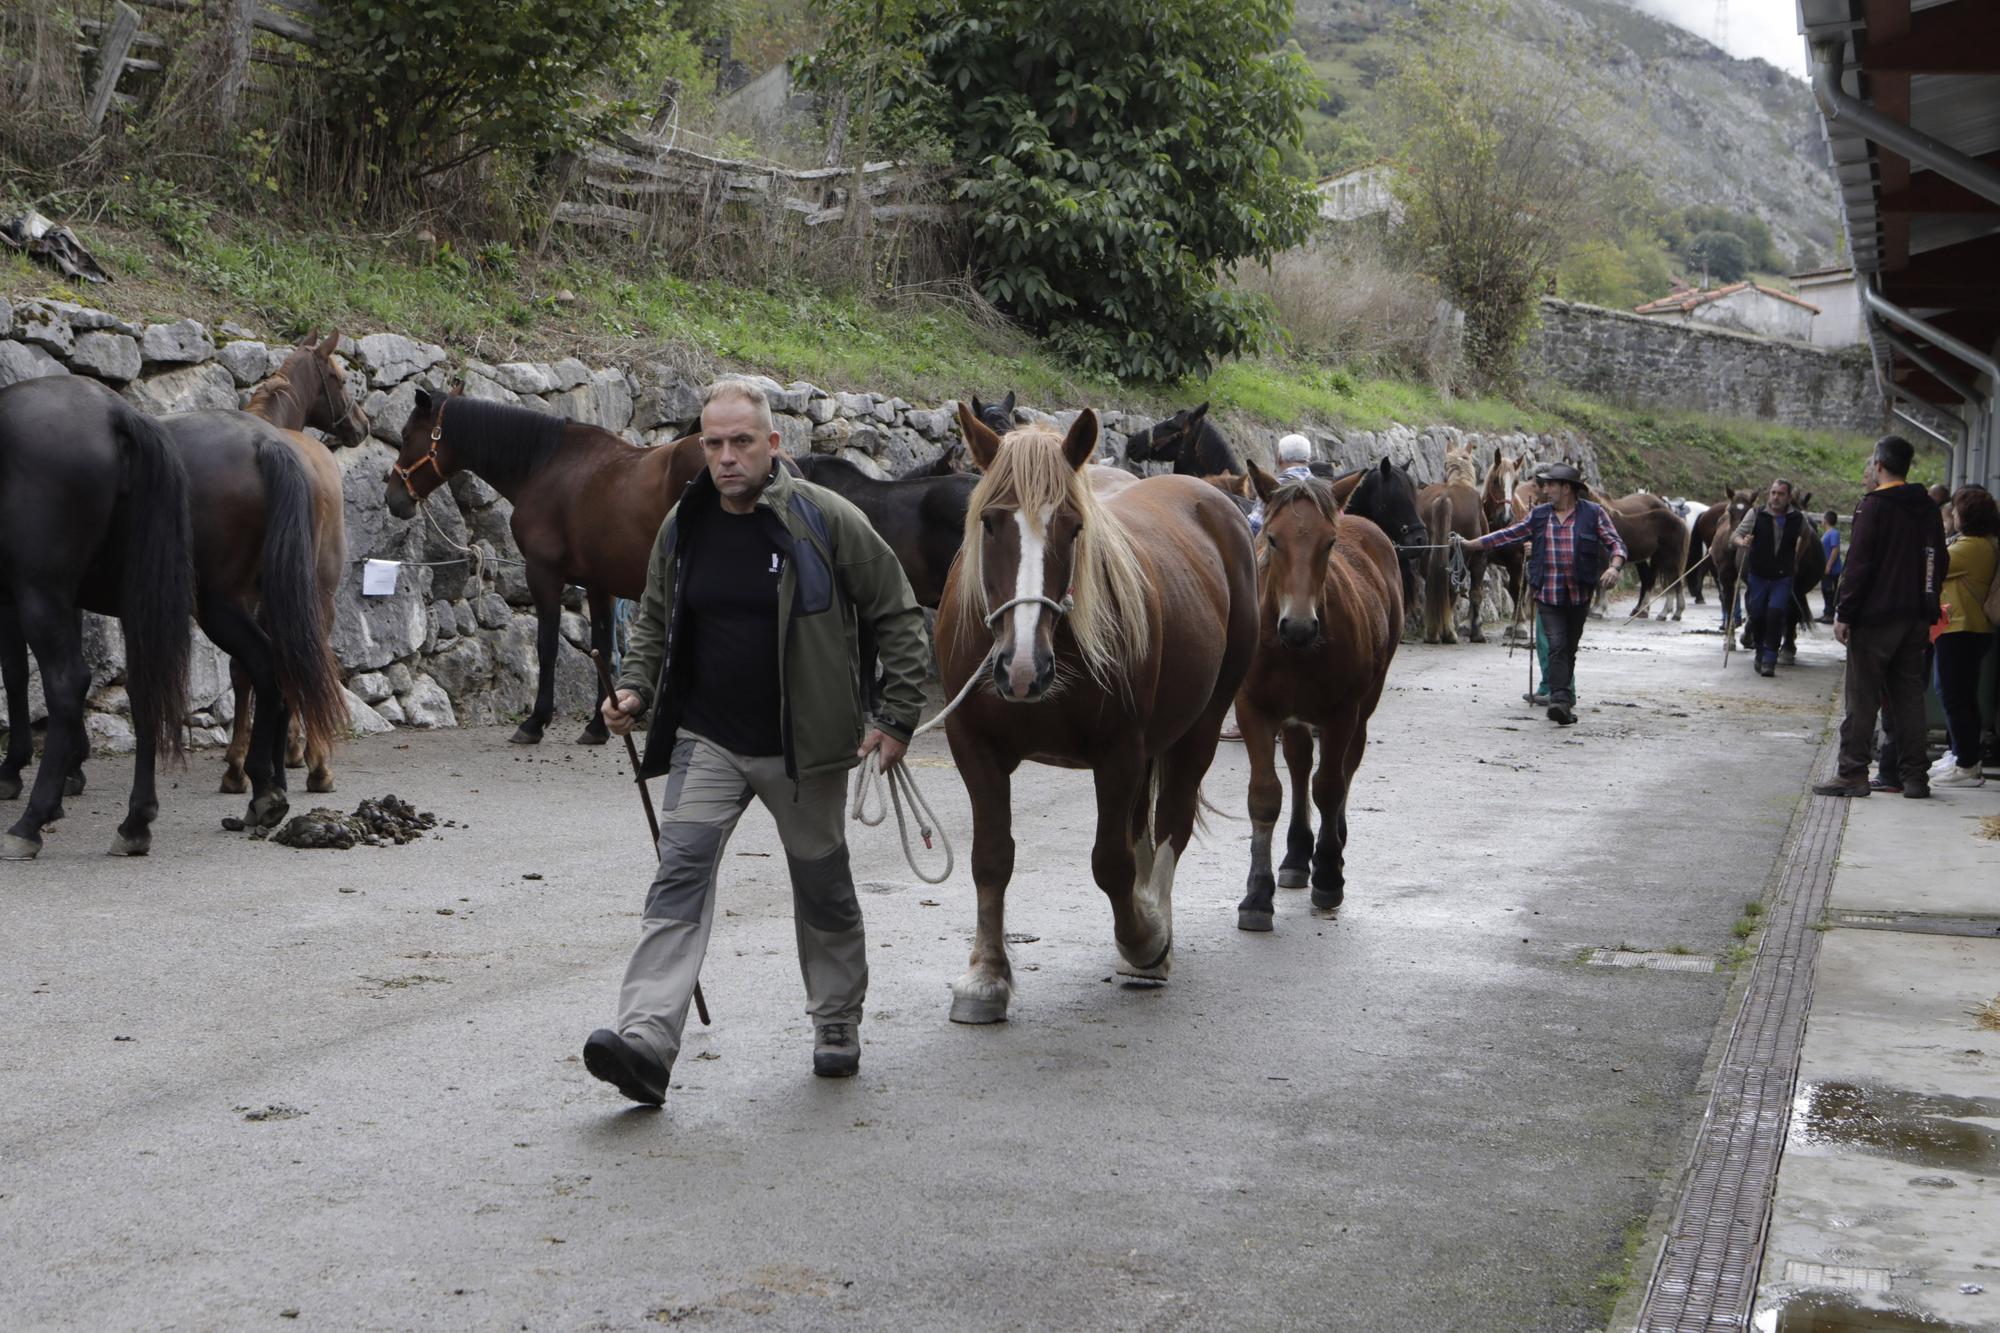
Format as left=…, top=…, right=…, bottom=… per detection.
left=1294, top=0, right=1842, bottom=267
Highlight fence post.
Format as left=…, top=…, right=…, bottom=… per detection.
left=84, top=1, right=141, bottom=131
left=216, top=0, right=255, bottom=124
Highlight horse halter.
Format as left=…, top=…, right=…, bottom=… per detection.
left=985, top=591, right=1075, bottom=628
left=393, top=404, right=448, bottom=500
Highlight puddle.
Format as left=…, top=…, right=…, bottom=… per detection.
left=1755, top=1291, right=1972, bottom=1332
left=1789, top=1081, right=2000, bottom=1172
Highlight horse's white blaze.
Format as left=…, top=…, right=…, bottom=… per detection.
left=1005, top=507, right=1052, bottom=689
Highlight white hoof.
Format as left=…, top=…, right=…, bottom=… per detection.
left=949, top=973, right=1011, bottom=1025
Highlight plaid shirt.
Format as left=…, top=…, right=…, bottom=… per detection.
left=1477, top=503, right=1627, bottom=606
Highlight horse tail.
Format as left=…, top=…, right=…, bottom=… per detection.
left=115, top=407, right=196, bottom=762
left=255, top=439, right=347, bottom=760
left=1423, top=492, right=1453, bottom=639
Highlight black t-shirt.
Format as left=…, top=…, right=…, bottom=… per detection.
left=678, top=508, right=785, bottom=757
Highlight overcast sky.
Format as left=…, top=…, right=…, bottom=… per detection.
left=1625, top=0, right=1809, bottom=79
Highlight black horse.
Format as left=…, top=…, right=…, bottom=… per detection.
left=788, top=455, right=977, bottom=608
left=969, top=392, right=1016, bottom=437
left=1334, top=456, right=1428, bottom=611
left=0, top=377, right=195, bottom=860
left=1124, top=402, right=1241, bottom=475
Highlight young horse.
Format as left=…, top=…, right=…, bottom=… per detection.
left=386, top=389, right=706, bottom=745
left=1200, top=470, right=1257, bottom=520
left=1235, top=462, right=1403, bottom=925
left=1601, top=493, right=1689, bottom=621
left=1416, top=448, right=1489, bottom=643
left=788, top=454, right=978, bottom=607
left=0, top=377, right=194, bottom=859
left=221, top=334, right=366, bottom=795
left=1123, top=402, right=1242, bottom=475
left=935, top=405, right=1257, bottom=1024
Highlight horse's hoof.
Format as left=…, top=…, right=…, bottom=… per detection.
left=0, top=775, right=19, bottom=801
left=1117, top=934, right=1172, bottom=981
left=249, top=793, right=289, bottom=829
left=284, top=754, right=306, bottom=771
left=219, top=772, right=248, bottom=795
left=1277, top=868, right=1309, bottom=889
left=307, top=773, right=334, bottom=794
left=63, top=772, right=85, bottom=797
left=108, top=831, right=151, bottom=857
left=575, top=728, right=608, bottom=747
left=1237, top=909, right=1275, bottom=933
left=1310, top=886, right=1346, bottom=910
left=948, top=991, right=1010, bottom=1025
left=0, top=833, right=41, bottom=860
left=509, top=726, right=544, bottom=746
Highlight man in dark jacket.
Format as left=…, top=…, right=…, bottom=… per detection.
left=1815, top=435, right=1947, bottom=799
left=1456, top=463, right=1627, bottom=727
left=582, top=378, right=930, bottom=1104
left=1732, top=477, right=1804, bottom=677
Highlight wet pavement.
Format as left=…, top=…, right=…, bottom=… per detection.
left=2, top=602, right=1844, bottom=1330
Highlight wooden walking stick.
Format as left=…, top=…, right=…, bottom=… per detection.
left=593, top=650, right=709, bottom=1027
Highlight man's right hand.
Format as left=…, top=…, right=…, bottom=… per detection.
left=602, top=688, right=643, bottom=737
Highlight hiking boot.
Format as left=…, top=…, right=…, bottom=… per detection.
left=1756, top=661, right=1775, bottom=677
left=1867, top=776, right=1902, bottom=794
left=813, top=1022, right=860, bottom=1078
left=1812, top=780, right=1870, bottom=798
left=1523, top=691, right=1551, bottom=707
left=1778, top=647, right=1796, bottom=666
left=1546, top=703, right=1576, bottom=727
left=1903, top=780, right=1931, bottom=799
left=583, top=1028, right=669, bottom=1106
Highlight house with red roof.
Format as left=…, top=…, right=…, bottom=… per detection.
left=1632, top=281, right=1822, bottom=344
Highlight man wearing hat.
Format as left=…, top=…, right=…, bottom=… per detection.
left=1454, top=463, right=1627, bottom=726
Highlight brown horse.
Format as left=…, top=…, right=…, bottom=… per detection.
left=1480, top=449, right=1526, bottom=621
left=1707, top=488, right=1761, bottom=635
left=935, top=405, right=1257, bottom=1024
left=222, top=335, right=363, bottom=795
left=1686, top=486, right=1753, bottom=607
left=1416, top=449, right=1488, bottom=643
left=385, top=390, right=705, bottom=745
left=1601, top=493, right=1690, bottom=621
left=1235, top=463, right=1403, bottom=926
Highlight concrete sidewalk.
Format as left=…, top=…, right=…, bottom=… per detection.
left=1751, top=769, right=2000, bottom=1331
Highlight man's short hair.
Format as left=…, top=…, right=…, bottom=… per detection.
left=1873, top=434, right=1914, bottom=479
left=702, top=377, right=775, bottom=436
left=1823, top=509, right=1838, bottom=525
left=1769, top=477, right=1793, bottom=495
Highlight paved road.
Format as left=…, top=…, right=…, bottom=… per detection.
left=1, top=603, right=1840, bottom=1330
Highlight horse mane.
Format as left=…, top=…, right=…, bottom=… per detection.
left=245, top=343, right=319, bottom=421
left=1443, top=448, right=1478, bottom=487
left=954, top=426, right=1151, bottom=691
left=1262, top=477, right=1342, bottom=529
left=441, top=397, right=570, bottom=488
left=1201, top=471, right=1250, bottom=497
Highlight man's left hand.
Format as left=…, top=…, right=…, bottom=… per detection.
left=858, top=727, right=907, bottom=772
left=1834, top=621, right=1851, bottom=645
left=1598, top=564, right=1622, bottom=590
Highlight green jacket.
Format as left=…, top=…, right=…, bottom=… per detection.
left=618, top=461, right=928, bottom=782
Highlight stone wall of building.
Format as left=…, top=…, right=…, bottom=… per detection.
left=0, top=294, right=1603, bottom=754
left=1526, top=297, right=1882, bottom=434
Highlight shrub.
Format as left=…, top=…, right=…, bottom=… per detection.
left=1231, top=230, right=1461, bottom=388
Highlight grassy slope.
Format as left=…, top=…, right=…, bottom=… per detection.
left=2, top=212, right=1915, bottom=508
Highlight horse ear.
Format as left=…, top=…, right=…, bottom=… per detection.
left=317, top=330, right=341, bottom=358
left=1060, top=408, right=1098, bottom=472
left=970, top=394, right=987, bottom=419
left=414, top=387, right=436, bottom=419
left=1188, top=402, right=1210, bottom=428
left=1001, top=390, right=1016, bottom=416
left=1247, top=460, right=1279, bottom=503
left=1378, top=455, right=1393, bottom=477
left=958, top=401, right=1002, bottom=470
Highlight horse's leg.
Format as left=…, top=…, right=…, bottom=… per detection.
left=946, top=739, right=1017, bottom=1024
left=1311, top=706, right=1370, bottom=910
left=511, top=565, right=564, bottom=745
left=109, top=725, right=159, bottom=857
left=284, top=714, right=306, bottom=770
left=1238, top=703, right=1283, bottom=932
left=576, top=587, right=613, bottom=746
left=1276, top=724, right=1315, bottom=889
left=1635, top=557, right=1657, bottom=619
left=3, top=593, right=86, bottom=859
left=304, top=716, right=334, bottom=794
left=220, top=660, right=252, bottom=794
left=1093, top=745, right=1170, bottom=980
left=1466, top=551, right=1489, bottom=642
left=203, top=608, right=289, bottom=829
left=0, top=607, right=31, bottom=802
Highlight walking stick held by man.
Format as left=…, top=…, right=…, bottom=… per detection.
left=592, top=649, right=710, bottom=1027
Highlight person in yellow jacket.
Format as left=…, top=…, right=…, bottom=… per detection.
left=1932, top=485, right=2000, bottom=788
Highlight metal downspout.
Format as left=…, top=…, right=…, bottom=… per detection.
left=1811, top=42, right=2000, bottom=208
left=1864, top=290, right=1999, bottom=490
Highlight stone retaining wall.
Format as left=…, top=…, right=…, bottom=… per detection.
left=0, top=295, right=1603, bottom=753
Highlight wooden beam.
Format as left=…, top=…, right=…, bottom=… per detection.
left=1862, top=0, right=1998, bottom=73
left=1879, top=154, right=2000, bottom=215
left=84, top=2, right=141, bottom=131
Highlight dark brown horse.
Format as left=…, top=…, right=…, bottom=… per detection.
left=385, top=390, right=705, bottom=744
left=935, top=405, right=1257, bottom=1024
left=222, top=334, right=364, bottom=795
left=1708, top=488, right=1762, bottom=637
left=1123, top=402, right=1241, bottom=475
left=1235, top=462, right=1403, bottom=926
left=0, top=377, right=194, bottom=859
left=1416, top=449, right=1488, bottom=643
left=788, top=454, right=977, bottom=607
left=1601, top=492, right=1690, bottom=620
left=1686, top=486, right=1753, bottom=606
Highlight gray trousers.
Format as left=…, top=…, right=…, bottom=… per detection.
left=1837, top=619, right=1931, bottom=787
left=615, top=734, right=865, bottom=1069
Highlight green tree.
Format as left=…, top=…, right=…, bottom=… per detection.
left=312, top=0, right=672, bottom=210
left=1685, top=229, right=1750, bottom=285
left=817, top=0, right=1318, bottom=380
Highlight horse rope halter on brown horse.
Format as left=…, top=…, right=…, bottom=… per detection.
left=386, top=398, right=515, bottom=580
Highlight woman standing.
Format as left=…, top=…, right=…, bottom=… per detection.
left=1931, top=485, right=1999, bottom=788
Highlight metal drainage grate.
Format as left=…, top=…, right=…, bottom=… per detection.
left=1782, top=1261, right=1893, bottom=1292
left=1587, top=950, right=1720, bottom=973
left=1828, top=910, right=2000, bottom=939
left=1635, top=732, right=1849, bottom=1332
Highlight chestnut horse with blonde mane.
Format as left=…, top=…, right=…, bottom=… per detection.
left=935, top=405, right=1257, bottom=1024
left=1235, top=462, right=1403, bottom=926
left=1416, top=448, right=1488, bottom=643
